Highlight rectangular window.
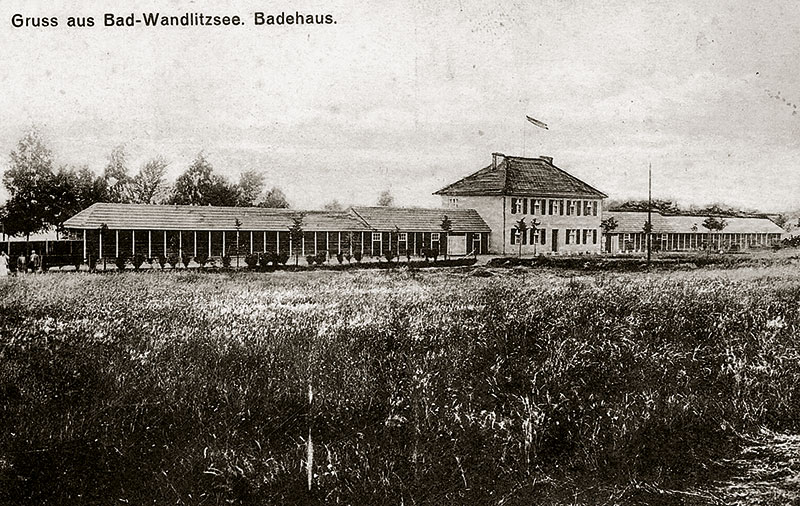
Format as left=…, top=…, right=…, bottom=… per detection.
left=565, top=229, right=572, bottom=245
left=523, top=198, right=528, bottom=215
left=512, top=198, right=522, bottom=214
left=576, top=201, right=582, bottom=216
left=583, top=229, right=588, bottom=244
left=540, top=228, right=546, bottom=245
left=583, top=201, right=590, bottom=215
left=431, top=233, right=440, bottom=242
left=548, top=199, right=554, bottom=215
left=398, top=233, right=408, bottom=242
left=559, top=200, right=564, bottom=215
left=592, top=230, right=597, bottom=244
left=533, top=199, right=540, bottom=214
left=566, top=200, right=572, bottom=215
left=510, top=228, right=518, bottom=245
left=372, top=232, right=382, bottom=242
left=530, top=229, right=537, bottom=244
left=592, top=201, right=598, bottom=216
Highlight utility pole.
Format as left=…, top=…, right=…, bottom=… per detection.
left=647, top=163, right=652, bottom=264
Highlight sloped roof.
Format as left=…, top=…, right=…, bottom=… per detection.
left=607, top=211, right=786, bottom=235
left=63, top=203, right=371, bottom=232
left=350, top=207, right=491, bottom=233
left=435, top=155, right=607, bottom=198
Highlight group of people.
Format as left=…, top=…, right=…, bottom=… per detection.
left=0, top=250, right=42, bottom=276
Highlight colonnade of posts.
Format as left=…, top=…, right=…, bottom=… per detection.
left=78, top=229, right=485, bottom=263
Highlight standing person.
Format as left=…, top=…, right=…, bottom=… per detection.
left=30, top=250, right=41, bottom=273
left=16, top=252, right=26, bottom=274
left=0, top=251, right=8, bottom=276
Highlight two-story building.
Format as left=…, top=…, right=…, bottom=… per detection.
left=435, top=153, right=608, bottom=254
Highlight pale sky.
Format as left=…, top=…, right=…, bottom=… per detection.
left=1, top=0, right=799, bottom=211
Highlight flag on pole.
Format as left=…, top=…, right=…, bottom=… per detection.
left=526, top=115, right=548, bottom=130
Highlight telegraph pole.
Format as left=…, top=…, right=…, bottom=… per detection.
left=647, top=163, right=652, bottom=264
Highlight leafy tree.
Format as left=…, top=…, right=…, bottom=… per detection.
left=530, top=218, right=542, bottom=255
left=600, top=216, right=618, bottom=252
left=612, top=199, right=681, bottom=214
left=377, top=190, right=395, bottom=207
left=169, top=153, right=239, bottom=206
left=702, top=216, right=728, bottom=251
left=238, top=170, right=265, bottom=206
left=440, top=215, right=452, bottom=260
left=288, top=214, right=305, bottom=266
left=515, top=218, right=527, bottom=257
left=1, top=128, right=57, bottom=241
left=129, top=157, right=168, bottom=204
left=260, top=187, right=290, bottom=208
left=323, top=200, right=344, bottom=211
left=772, top=214, right=789, bottom=231
left=100, top=144, right=132, bottom=203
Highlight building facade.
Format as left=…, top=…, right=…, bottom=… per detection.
left=605, top=211, right=785, bottom=253
left=62, top=203, right=490, bottom=261
left=435, top=153, right=608, bottom=255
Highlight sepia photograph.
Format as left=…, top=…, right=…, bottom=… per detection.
left=1, top=0, right=799, bottom=504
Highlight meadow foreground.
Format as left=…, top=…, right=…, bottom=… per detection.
left=1, top=265, right=799, bottom=504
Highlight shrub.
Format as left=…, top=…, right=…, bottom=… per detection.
left=384, top=250, right=396, bottom=263
left=345, top=252, right=352, bottom=263
left=221, top=254, right=231, bottom=269
left=194, top=253, right=209, bottom=269
left=314, top=250, right=327, bottom=265
left=336, top=251, right=344, bottom=264
left=277, top=250, right=290, bottom=265
left=305, top=254, right=315, bottom=266
left=131, top=254, right=145, bottom=271
left=181, top=253, right=191, bottom=269
left=353, top=250, right=363, bottom=263
left=88, top=254, right=97, bottom=272
left=244, top=253, right=259, bottom=270
left=71, top=255, right=82, bottom=272
left=167, top=253, right=179, bottom=269
left=114, top=253, right=128, bottom=271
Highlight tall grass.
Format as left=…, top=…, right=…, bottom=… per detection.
left=0, top=267, right=799, bottom=504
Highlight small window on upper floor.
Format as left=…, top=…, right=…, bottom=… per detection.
left=431, top=233, right=440, bottom=242
left=372, top=232, right=382, bottom=242
left=398, top=232, right=408, bottom=242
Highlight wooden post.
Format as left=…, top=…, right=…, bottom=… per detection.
left=83, top=229, right=87, bottom=261
left=222, top=232, right=226, bottom=256
left=99, top=233, right=103, bottom=258
left=194, top=231, right=197, bottom=257
left=250, top=231, right=254, bottom=254
left=314, top=232, right=318, bottom=256
left=132, top=230, right=136, bottom=255
left=178, top=231, right=182, bottom=257
left=163, top=230, right=167, bottom=257
left=302, top=236, right=306, bottom=256
left=361, top=232, right=365, bottom=255
left=263, top=231, right=266, bottom=252
left=338, top=232, right=341, bottom=254
left=148, top=230, right=152, bottom=258
left=115, top=230, right=119, bottom=257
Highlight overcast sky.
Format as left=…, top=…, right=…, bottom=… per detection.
left=1, top=0, right=798, bottom=211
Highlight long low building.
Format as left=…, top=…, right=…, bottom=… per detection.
left=62, top=203, right=491, bottom=260
left=605, top=210, right=785, bottom=253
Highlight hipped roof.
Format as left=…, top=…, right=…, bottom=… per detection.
left=607, top=211, right=786, bottom=235
left=435, top=155, right=607, bottom=199
left=63, top=203, right=370, bottom=232
left=63, top=203, right=491, bottom=233
left=350, top=207, right=491, bottom=233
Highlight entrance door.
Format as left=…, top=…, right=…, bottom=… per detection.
left=551, top=229, right=558, bottom=252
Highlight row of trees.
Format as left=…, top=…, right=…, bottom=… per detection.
left=1, top=128, right=401, bottom=241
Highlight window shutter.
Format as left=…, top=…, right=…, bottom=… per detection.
left=592, top=201, right=598, bottom=216
left=522, top=229, right=528, bottom=245
left=510, top=198, right=517, bottom=214
left=560, top=200, right=564, bottom=216
left=541, top=229, right=546, bottom=245
left=593, top=230, right=598, bottom=244
left=565, top=230, right=570, bottom=244
left=510, top=229, right=516, bottom=245
left=523, top=198, right=528, bottom=215
left=566, top=200, right=571, bottom=215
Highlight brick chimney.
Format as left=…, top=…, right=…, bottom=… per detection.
left=540, top=156, right=553, bottom=164
left=492, top=152, right=505, bottom=170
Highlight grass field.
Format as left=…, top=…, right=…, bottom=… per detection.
left=1, top=261, right=799, bottom=504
